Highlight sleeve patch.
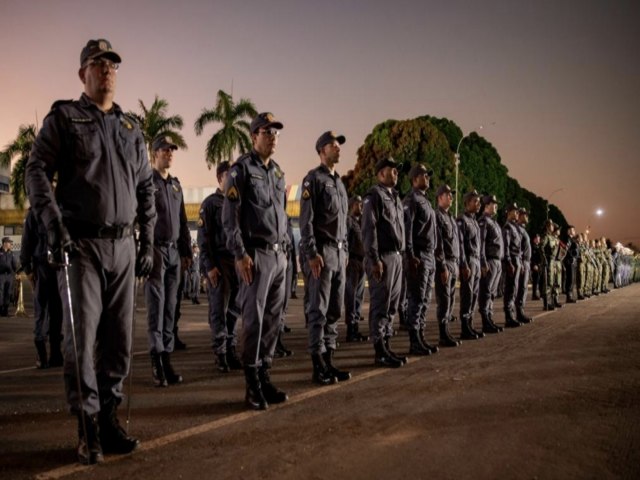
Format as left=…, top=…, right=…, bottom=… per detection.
left=227, top=185, right=239, bottom=201
left=302, top=189, right=311, bottom=200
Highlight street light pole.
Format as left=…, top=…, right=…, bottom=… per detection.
left=546, top=188, right=564, bottom=220
left=454, top=125, right=483, bottom=217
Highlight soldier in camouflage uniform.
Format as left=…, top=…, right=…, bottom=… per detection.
left=540, top=220, right=561, bottom=310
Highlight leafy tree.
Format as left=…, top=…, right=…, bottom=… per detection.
left=0, top=124, right=36, bottom=208
left=128, top=95, right=186, bottom=158
left=194, top=89, right=257, bottom=169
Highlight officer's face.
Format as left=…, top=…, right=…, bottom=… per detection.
left=485, top=202, right=498, bottom=215
left=378, top=166, right=397, bottom=187
left=80, top=56, right=117, bottom=99
left=321, top=140, right=341, bottom=165
left=218, top=171, right=228, bottom=188
left=253, top=128, right=279, bottom=159
left=519, top=213, right=529, bottom=224
left=3, top=241, right=12, bottom=250
left=352, top=201, right=363, bottom=216
left=465, top=197, right=480, bottom=214
left=438, top=192, right=453, bottom=209
left=154, top=147, right=174, bottom=170
left=412, top=173, right=429, bottom=190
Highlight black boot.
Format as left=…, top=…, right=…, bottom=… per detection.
left=98, top=400, right=140, bottom=454
left=226, top=345, right=243, bottom=370
left=467, top=317, right=484, bottom=338
left=346, top=322, right=368, bottom=342
left=174, top=327, right=187, bottom=350
left=48, top=341, right=64, bottom=367
left=504, top=311, right=522, bottom=328
left=384, top=337, right=408, bottom=364
left=311, top=354, right=336, bottom=385
left=439, top=322, right=461, bottom=347
left=77, top=412, right=103, bottom=465
left=374, top=339, right=403, bottom=368
left=258, top=365, right=288, bottom=404
left=161, top=351, right=183, bottom=385
left=553, top=296, right=563, bottom=308
left=460, top=317, right=480, bottom=340
left=481, top=315, right=501, bottom=334
left=409, top=329, right=432, bottom=355
left=274, top=331, right=293, bottom=358
left=150, top=352, right=168, bottom=387
left=244, top=367, right=268, bottom=410
left=516, top=309, right=533, bottom=324
left=217, top=352, right=230, bottom=373
left=419, top=328, right=439, bottom=354
left=35, top=340, right=49, bottom=369
left=322, top=349, right=352, bottom=381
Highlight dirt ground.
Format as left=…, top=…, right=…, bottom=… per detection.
left=1, top=282, right=639, bottom=480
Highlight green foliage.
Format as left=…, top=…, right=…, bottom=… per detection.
left=194, top=90, right=257, bottom=169
left=344, top=115, right=568, bottom=234
left=128, top=95, right=187, bottom=159
left=0, top=124, right=36, bottom=209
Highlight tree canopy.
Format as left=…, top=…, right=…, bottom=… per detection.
left=0, top=124, right=36, bottom=209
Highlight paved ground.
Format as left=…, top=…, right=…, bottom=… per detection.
left=1, top=282, right=639, bottom=480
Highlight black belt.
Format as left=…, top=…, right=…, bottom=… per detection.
left=380, top=250, right=404, bottom=256
left=66, top=221, right=133, bottom=240
left=320, top=239, right=346, bottom=250
left=349, top=254, right=364, bottom=261
left=248, top=241, right=285, bottom=252
left=487, top=256, right=501, bottom=260
left=155, top=240, right=176, bottom=248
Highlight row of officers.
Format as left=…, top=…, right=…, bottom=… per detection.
left=18, top=38, right=638, bottom=466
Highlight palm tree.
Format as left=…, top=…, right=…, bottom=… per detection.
left=128, top=95, right=187, bottom=158
left=194, top=89, right=257, bottom=169
left=0, top=124, right=37, bottom=209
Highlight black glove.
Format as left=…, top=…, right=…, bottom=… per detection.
left=47, top=218, right=73, bottom=266
left=135, top=243, right=154, bottom=277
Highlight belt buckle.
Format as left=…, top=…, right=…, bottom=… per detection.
left=96, top=226, right=107, bottom=238
left=337, top=241, right=343, bottom=249
left=273, top=243, right=280, bottom=252
left=115, top=225, right=124, bottom=238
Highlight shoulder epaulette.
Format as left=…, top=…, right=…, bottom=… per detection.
left=50, top=99, right=74, bottom=110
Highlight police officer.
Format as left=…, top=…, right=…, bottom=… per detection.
left=345, top=195, right=368, bottom=342
left=145, top=135, right=192, bottom=388
left=530, top=234, right=543, bottom=300
left=26, top=39, right=156, bottom=464
left=300, top=131, right=351, bottom=385
left=362, top=157, right=406, bottom=368
left=198, top=161, right=242, bottom=372
left=403, top=164, right=440, bottom=354
left=515, top=208, right=533, bottom=323
left=434, top=185, right=462, bottom=347
left=457, top=190, right=484, bottom=340
left=222, top=112, right=289, bottom=410
left=563, top=225, right=579, bottom=303
left=0, top=237, right=18, bottom=317
left=187, top=244, right=201, bottom=304
left=20, top=209, right=64, bottom=368
left=478, top=195, right=504, bottom=334
left=502, top=203, right=523, bottom=328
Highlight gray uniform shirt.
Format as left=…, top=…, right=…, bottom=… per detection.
left=457, top=212, right=481, bottom=270
left=403, top=188, right=437, bottom=265
left=152, top=170, right=192, bottom=258
left=362, top=184, right=405, bottom=264
left=479, top=214, right=504, bottom=269
left=435, top=207, right=462, bottom=270
left=502, top=220, right=523, bottom=267
left=518, top=224, right=532, bottom=262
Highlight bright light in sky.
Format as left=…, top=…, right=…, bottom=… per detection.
left=595, top=209, right=604, bottom=217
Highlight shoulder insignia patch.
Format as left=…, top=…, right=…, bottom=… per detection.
left=274, top=169, right=283, bottom=179
left=230, top=170, right=238, bottom=178
left=227, top=185, right=239, bottom=201
left=302, top=189, right=311, bottom=200
left=172, top=184, right=180, bottom=193
left=197, top=218, right=204, bottom=227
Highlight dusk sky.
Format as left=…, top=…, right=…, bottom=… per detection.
left=1, top=0, right=638, bottom=245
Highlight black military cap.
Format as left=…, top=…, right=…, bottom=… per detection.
left=250, top=112, right=284, bottom=134
left=375, top=157, right=402, bottom=174
left=408, top=163, right=434, bottom=179
left=2, top=237, right=12, bottom=243
left=518, top=207, right=529, bottom=215
left=349, top=195, right=363, bottom=207
left=482, top=194, right=498, bottom=205
left=506, top=202, right=519, bottom=212
left=316, top=131, right=345, bottom=153
left=80, top=39, right=122, bottom=67
left=436, top=184, right=455, bottom=197
left=152, top=135, right=178, bottom=151
left=216, top=160, right=231, bottom=177
left=463, top=190, right=480, bottom=202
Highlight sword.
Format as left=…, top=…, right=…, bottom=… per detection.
left=125, top=276, right=140, bottom=433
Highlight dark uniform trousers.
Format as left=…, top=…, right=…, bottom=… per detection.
left=145, top=244, right=180, bottom=354
left=406, top=251, right=435, bottom=331
left=239, top=248, right=287, bottom=367
left=0, top=274, right=14, bottom=312
left=34, top=260, right=63, bottom=344
left=208, top=256, right=239, bottom=354
left=367, top=252, right=403, bottom=343
left=516, top=260, right=530, bottom=315
left=344, top=257, right=365, bottom=326
left=306, top=245, right=346, bottom=355
left=459, top=257, right=481, bottom=323
left=61, top=237, right=135, bottom=415
left=436, top=259, right=458, bottom=324
left=479, top=259, right=502, bottom=318
left=503, top=257, right=522, bottom=317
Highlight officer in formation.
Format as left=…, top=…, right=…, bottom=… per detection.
left=274, top=216, right=294, bottom=358
left=222, top=112, right=289, bottom=410
left=146, top=135, right=192, bottom=388
left=198, top=161, right=242, bottom=373
left=299, top=131, right=352, bottom=385
left=26, top=39, right=156, bottom=464
left=20, top=208, right=63, bottom=368
left=530, top=234, right=543, bottom=300
left=563, top=225, right=579, bottom=303
left=344, top=195, right=368, bottom=342
left=186, top=244, right=201, bottom=304
left=0, top=237, right=18, bottom=316
left=502, top=203, right=524, bottom=328
left=456, top=190, right=484, bottom=340
left=478, top=195, right=504, bottom=333
left=403, top=164, right=440, bottom=354
left=515, top=208, right=533, bottom=323
left=362, top=158, right=407, bottom=368
left=540, top=220, right=562, bottom=310
left=434, top=185, right=463, bottom=346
